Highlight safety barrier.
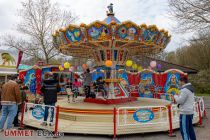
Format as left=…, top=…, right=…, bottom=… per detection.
left=115, top=97, right=205, bottom=137
left=20, top=97, right=206, bottom=138
left=20, top=103, right=60, bottom=135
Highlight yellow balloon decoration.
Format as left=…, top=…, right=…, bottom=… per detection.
left=64, top=62, right=70, bottom=69
left=138, top=66, right=143, bottom=71
left=59, top=65, right=64, bottom=71
left=126, top=60, right=133, bottom=67
left=105, top=60, right=112, bottom=67
left=132, top=64, right=137, bottom=70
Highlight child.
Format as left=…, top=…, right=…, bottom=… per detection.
left=66, top=84, right=73, bottom=103
left=72, top=79, right=81, bottom=102
left=94, top=77, right=107, bottom=98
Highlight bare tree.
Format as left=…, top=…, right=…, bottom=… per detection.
left=168, top=0, right=210, bottom=32
left=1, top=0, right=77, bottom=63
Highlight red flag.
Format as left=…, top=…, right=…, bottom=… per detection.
left=16, top=50, right=23, bottom=69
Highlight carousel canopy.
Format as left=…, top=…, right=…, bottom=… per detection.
left=52, top=4, right=171, bottom=66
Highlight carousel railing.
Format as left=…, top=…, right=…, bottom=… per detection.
left=19, top=97, right=206, bottom=138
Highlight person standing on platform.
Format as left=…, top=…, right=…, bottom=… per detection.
left=83, top=69, right=92, bottom=98
left=0, top=75, right=21, bottom=131
left=174, top=77, right=196, bottom=140
left=41, top=72, right=60, bottom=126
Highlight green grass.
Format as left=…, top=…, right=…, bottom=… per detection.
left=195, top=93, right=210, bottom=97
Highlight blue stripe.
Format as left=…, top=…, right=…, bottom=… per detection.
left=182, top=115, right=188, bottom=140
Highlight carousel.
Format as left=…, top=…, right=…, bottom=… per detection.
left=21, top=4, right=206, bottom=136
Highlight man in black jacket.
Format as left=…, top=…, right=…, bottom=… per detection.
left=41, top=72, right=60, bottom=126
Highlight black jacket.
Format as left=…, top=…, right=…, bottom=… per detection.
left=41, top=79, right=60, bottom=104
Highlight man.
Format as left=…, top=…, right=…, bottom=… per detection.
left=41, top=72, right=60, bottom=126
left=83, top=69, right=92, bottom=98
left=174, top=77, right=196, bottom=140
left=0, top=75, right=21, bottom=131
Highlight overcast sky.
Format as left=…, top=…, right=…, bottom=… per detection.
left=0, top=0, right=193, bottom=52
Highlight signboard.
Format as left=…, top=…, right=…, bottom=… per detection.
left=32, top=105, right=45, bottom=120
left=133, top=109, right=154, bottom=123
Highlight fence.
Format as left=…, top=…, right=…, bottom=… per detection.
left=20, top=96, right=206, bottom=138
left=20, top=103, right=60, bottom=135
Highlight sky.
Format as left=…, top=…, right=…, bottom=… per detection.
left=0, top=0, right=193, bottom=52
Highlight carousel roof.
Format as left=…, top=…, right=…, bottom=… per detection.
left=52, top=4, right=171, bottom=66
left=103, top=15, right=121, bottom=24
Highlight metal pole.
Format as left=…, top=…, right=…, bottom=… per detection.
left=20, top=102, right=25, bottom=129
left=202, top=97, right=207, bottom=118
left=54, top=105, right=60, bottom=136
left=197, top=102, right=202, bottom=126
left=167, top=104, right=175, bottom=137
left=113, top=107, right=117, bottom=139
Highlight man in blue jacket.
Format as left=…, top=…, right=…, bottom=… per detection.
left=174, top=77, right=196, bottom=140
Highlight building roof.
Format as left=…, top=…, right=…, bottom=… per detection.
left=136, top=57, right=198, bottom=74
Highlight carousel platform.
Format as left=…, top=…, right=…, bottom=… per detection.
left=84, top=97, right=137, bottom=104
left=22, top=96, right=192, bottom=135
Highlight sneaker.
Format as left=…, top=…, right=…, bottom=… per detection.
left=0, top=129, right=4, bottom=132
left=49, top=122, right=54, bottom=126
left=40, top=122, right=47, bottom=126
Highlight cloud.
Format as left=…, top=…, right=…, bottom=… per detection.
left=0, top=0, right=193, bottom=52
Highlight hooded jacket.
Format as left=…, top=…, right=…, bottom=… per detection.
left=41, top=78, right=60, bottom=104
left=174, top=83, right=195, bottom=115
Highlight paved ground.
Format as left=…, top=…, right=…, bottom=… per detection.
left=0, top=97, right=209, bottom=140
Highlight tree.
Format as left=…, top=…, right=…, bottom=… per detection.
left=168, top=0, right=210, bottom=32
left=165, top=51, right=177, bottom=63
left=1, top=0, right=77, bottom=63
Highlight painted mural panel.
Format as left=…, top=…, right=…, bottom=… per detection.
left=139, top=72, right=154, bottom=97
left=24, top=69, right=36, bottom=94
left=164, top=73, right=180, bottom=95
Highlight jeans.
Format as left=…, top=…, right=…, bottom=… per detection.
left=44, top=103, right=55, bottom=123
left=180, top=114, right=196, bottom=140
left=13, top=110, right=20, bottom=125
left=0, top=104, right=18, bottom=129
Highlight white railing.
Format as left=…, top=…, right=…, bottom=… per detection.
left=117, top=106, right=168, bottom=126
left=23, top=103, right=57, bottom=124
left=117, top=99, right=203, bottom=128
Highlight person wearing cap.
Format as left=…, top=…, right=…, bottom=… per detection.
left=174, top=77, right=196, bottom=140
left=40, top=72, right=60, bottom=126
left=0, top=75, right=21, bottom=131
